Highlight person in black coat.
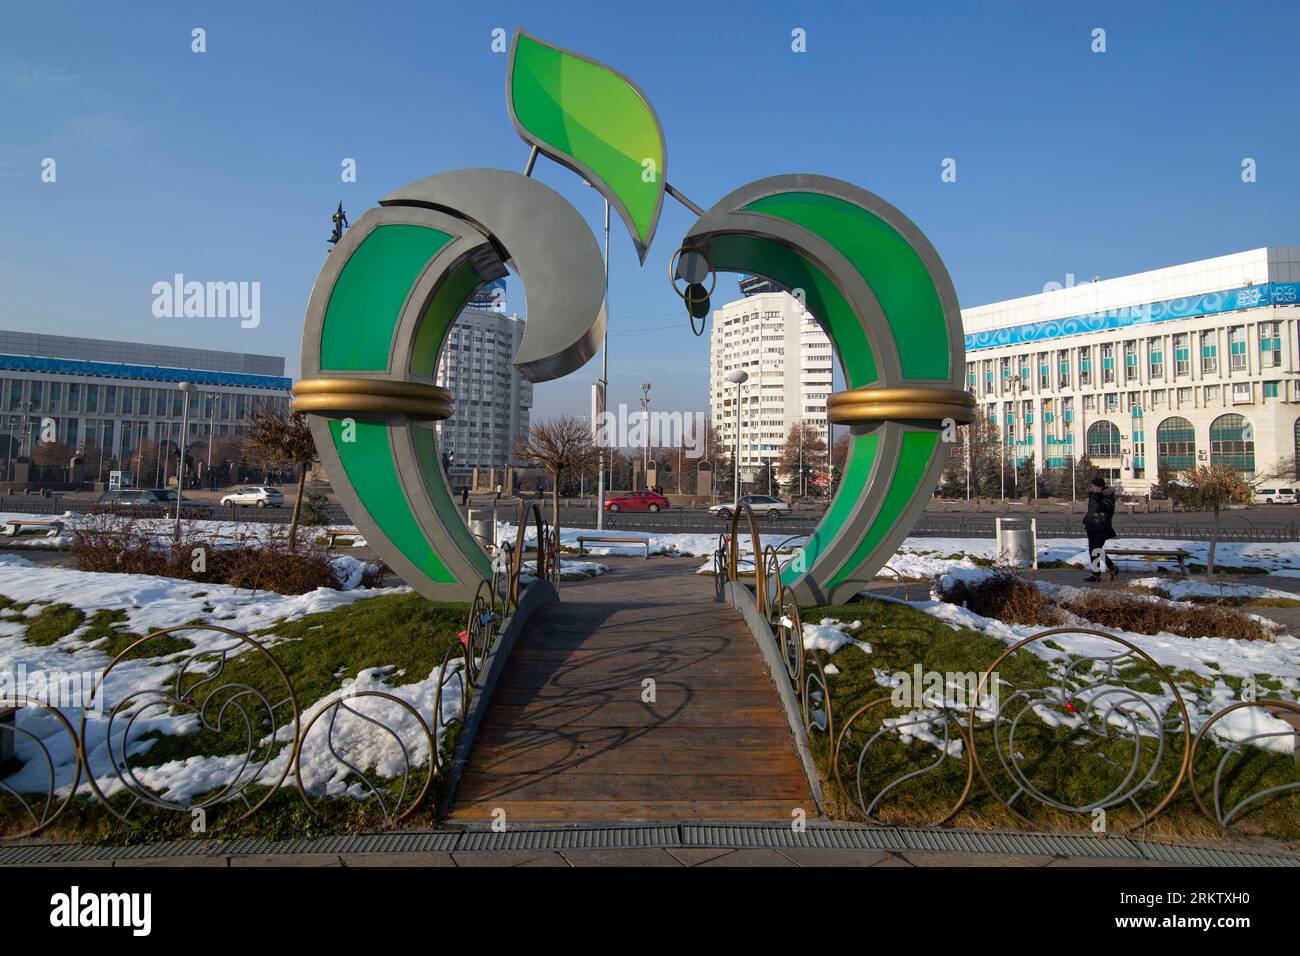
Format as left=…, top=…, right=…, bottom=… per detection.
left=1083, top=476, right=1118, bottom=581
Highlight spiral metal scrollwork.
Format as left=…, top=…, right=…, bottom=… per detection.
left=1189, top=698, right=1300, bottom=839
left=79, top=624, right=300, bottom=824
left=833, top=697, right=974, bottom=827
left=294, top=690, right=435, bottom=825
left=0, top=697, right=82, bottom=839
left=970, top=628, right=1191, bottom=832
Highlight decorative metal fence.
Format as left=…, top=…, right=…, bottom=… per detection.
left=0, top=582, right=512, bottom=841
left=718, top=504, right=1300, bottom=843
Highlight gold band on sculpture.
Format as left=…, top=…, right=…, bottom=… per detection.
left=291, top=377, right=454, bottom=421
left=826, top=385, right=976, bottom=425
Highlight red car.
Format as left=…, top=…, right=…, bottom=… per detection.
left=604, top=491, right=669, bottom=513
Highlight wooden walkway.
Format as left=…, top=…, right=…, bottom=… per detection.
left=448, top=558, right=816, bottom=822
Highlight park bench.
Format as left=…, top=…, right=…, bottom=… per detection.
left=319, top=528, right=359, bottom=548
left=577, top=535, right=651, bottom=560
left=2, top=518, right=64, bottom=538
left=1105, top=547, right=1190, bottom=574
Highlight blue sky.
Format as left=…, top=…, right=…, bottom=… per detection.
left=2, top=1, right=1296, bottom=420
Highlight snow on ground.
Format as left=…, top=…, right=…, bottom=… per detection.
left=0, top=511, right=368, bottom=551
left=801, top=617, right=872, bottom=655
left=0, top=555, right=464, bottom=803
left=1130, top=576, right=1300, bottom=603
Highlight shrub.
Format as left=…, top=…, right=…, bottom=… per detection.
left=69, top=515, right=361, bottom=595
left=935, top=571, right=1062, bottom=627
left=1060, top=590, right=1270, bottom=642
left=301, top=491, right=331, bottom=527
left=934, top=567, right=1271, bottom=641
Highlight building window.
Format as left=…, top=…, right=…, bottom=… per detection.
left=1210, top=413, right=1254, bottom=475
left=1156, top=416, right=1196, bottom=477
left=1200, top=331, right=1218, bottom=373
left=1264, top=381, right=1280, bottom=399
left=1260, top=322, right=1282, bottom=368
left=1229, top=327, right=1248, bottom=371
left=1087, top=420, right=1121, bottom=458
left=1232, top=382, right=1252, bottom=403
left=1146, top=337, right=1163, bottom=379
left=1124, top=341, right=1139, bottom=381
left=1174, top=333, right=1190, bottom=376
left=1104, top=392, right=1119, bottom=413
left=1078, top=346, right=1092, bottom=384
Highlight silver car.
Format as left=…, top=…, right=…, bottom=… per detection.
left=220, top=486, right=285, bottom=509
left=709, top=495, right=791, bottom=519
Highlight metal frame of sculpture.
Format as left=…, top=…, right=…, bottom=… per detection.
left=292, top=28, right=973, bottom=607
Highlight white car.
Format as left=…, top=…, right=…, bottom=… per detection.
left=220, top=486, right=285, bottom=509
left=710, top=495, right=791, bottom=518
left=1254, top=487, right=1297, bottom=504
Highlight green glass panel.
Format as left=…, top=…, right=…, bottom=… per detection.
left=511, top=32, right=663, bottom=252
left=321, top=224, right=452, bottom=371
left=705, top=234, right=877, bottom=387
left=828, top=432, right=939, bottom=589
left=742, top=192, right=948, bottom=381
left=412, top=424, right=492, bottom=579
left=781, top=433, right=879, bottom=587
left=410, top=259, right=483, bottom=379
left=329, top=419, right=456, bottom=584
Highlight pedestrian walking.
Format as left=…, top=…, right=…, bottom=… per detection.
left=1083, top=476, right=1118, bottom=582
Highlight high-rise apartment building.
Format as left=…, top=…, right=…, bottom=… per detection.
left=434, top=309, right=533, bottom=475
left=709, top=291, right=832, bottom=483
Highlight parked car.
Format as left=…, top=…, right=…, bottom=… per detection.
left=604, top=491, right=669, bottom=513
left=95, top=489, right=213, bottom=513
left=220, top=486, right=285, bottom=509
left=709, top=495, right=791, bottom=519
left=1254, top=487, right=1297, bottom=504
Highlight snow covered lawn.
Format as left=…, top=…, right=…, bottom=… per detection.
left=0, top=556, right=465, bottom=815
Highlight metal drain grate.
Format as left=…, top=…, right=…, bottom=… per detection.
left=2, top=823, right=1297, bottom=866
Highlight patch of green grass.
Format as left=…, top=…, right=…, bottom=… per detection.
left=2, top=592, right=474, bottom=842
left=24, top=603, right=85, bottom=646
left=128, top=593, right=469, bottom=769
left=801, top=598, right=1299, bottom=842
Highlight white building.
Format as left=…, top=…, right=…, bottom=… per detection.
left=434, top=309, right=533, bottom=475
left=963, top=246, right=1300, bottom=493
left=709, top=291, right=832, bottom=483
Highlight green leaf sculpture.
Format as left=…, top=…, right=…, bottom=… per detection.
left=507, top=29, right=666, bottom=262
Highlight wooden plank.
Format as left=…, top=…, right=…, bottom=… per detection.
left=469, top=747, right=807, bottom=777
left=476, top=702, right=792, bottom=729
left=446, top=799, right=814, bottom=821
left=470, top=726, right=804, bottom=753
left=455, top=771, right=812, bottom=802
left=449, top=558, right=815, bottom=820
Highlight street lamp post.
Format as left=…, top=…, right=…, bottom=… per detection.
left=640, top=381, right=651, bottom=490
left=726, top=369, right=748, bottom=508
left=206, top=391, right=217, bottom=486
left=587, top=189, right=610, bottom=531
left=174, top=382, right=193, bottom=540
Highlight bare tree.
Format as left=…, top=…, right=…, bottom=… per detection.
left=778, top=422, right=827, bottom=497
left=1167, top=465, right=1254, bottom=576
left=512, top=415, right=601, bottom=527
left=248, top=409, right=317, bottom=548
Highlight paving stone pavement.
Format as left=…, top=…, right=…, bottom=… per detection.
left=10, top=848, right=1180, bottom=867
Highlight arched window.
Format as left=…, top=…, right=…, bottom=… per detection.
left=1155, top=416, right=1196, bottom=478
left=1210, top=413, right=1254, bottom=475
left=1086, top=420, right=1121, bottom=458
